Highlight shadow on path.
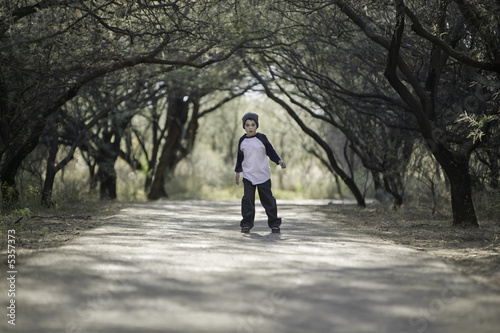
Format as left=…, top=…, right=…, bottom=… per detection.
left=2, top=200, right=499, bottom=333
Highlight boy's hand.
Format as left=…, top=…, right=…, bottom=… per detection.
left=235, top=172, right=241, bottom=185
left=279, top=160, right=286, bottom=169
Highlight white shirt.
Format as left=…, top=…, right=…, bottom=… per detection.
left=240, top=136, right=272, bottom=185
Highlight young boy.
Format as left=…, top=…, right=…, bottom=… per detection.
left=234, top=112, right=286, bottom=233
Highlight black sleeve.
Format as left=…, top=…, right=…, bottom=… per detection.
left=257, top=134, right=281, bottom=165
left=234, top=135, right=245, bottom=172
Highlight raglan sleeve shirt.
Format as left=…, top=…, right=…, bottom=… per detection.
left=235, top=133, right=281, bottom=185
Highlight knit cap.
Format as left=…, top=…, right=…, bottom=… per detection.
left=242, top=112, right=259, bottom=129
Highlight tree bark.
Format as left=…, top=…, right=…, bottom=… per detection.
left=96, top=127, right=123, bottom=200
left=431, top=146, right=478, bottom=227
left=99, top=165, right=118, bottom=200
left=148, top=89, right=190, bottom=200
left=447, top=160, right=478, bottom=227
left=487, top=149, right=499, bottom=190
left=383, top=0, right=478, bottom=227
left=41, top=125, right=59, bottom=208
left=1, top=168, right=19, bottom=211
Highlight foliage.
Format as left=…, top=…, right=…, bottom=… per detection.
left=1, top=0, right=499, bottom=229
left=0, top=0, right=273, bottom=206
left=457, top=112, right=498, bottom=144
left=165, top=95, right=339, bottom=200
left=241, top=0, right=500, bottom=226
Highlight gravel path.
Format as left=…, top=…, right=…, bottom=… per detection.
left=2, top=200, right=499, bottom=333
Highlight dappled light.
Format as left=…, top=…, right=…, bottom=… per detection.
left=12, top=201, right=500, bottom=332
left=1, top=2, right=499, bottom=332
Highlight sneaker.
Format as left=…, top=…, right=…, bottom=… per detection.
left=241, top=227, right=250, bottom=233
left=271, top=227, right=280, bottom=234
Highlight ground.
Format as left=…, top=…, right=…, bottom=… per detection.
left=325, top=204, right=500, bottom=292
left=0, top=201, right=121, bottom=251
left=1, top=200, right=499, bottom=293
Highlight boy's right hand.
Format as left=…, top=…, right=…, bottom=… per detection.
left=235, top=172, right=240, bottom=185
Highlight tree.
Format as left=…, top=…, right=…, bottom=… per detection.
left=39, top=78, right=144, bottom=206
left=249, top=28, right=417, bottom=208
left=241, top=2, right=418, bottom=208
left=245, top=61, right=367, bottom=207
left=257, top=0, right=500, bottom=227
left=0, top=0, right=274, bottom=208
left=335, top=0, right=500, bottom=226
left=132, top=62, right=255, bottom=200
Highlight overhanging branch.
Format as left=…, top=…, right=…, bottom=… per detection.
left=404, top=5, right=500, bottom=73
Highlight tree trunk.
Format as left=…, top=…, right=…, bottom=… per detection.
left=434, top=150, right=478, bottom=227
left=449, top=168, right=477, bottom=227
left=148, top=90, right=190, bottom=200
left=0, top=138, right=38, bottom=210
left=96, top=143, right=120, bottom=200
left=148, top=139, right=173, bottom=200
left=99, top=163, right=117, bottom=200
left=0, top=123, right=47, bottom=209
left=0, top=170, right=19, bottom=211
left=383, top=175, right=403, bottom=209
left=41, top=123, right=59, bottom=208
left=333, top=174, right=343, bottom=198
left=488, top=149, right=499, bottom=190
left=383, top=1, right=478, bottom=227
left=41, top=164, right=56, bottom=208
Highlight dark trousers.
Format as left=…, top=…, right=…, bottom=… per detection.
left=241, top=178, right=281, bottom=229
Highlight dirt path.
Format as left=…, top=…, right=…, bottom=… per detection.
left=2, top=200, right=499, bottom=333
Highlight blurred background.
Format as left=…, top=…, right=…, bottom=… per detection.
left=1, top=1, right=499, bottom=227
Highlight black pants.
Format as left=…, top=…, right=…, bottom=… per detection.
left=241, top=178, right=281, bottom=229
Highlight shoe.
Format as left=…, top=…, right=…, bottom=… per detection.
left=271, top=227, right=280, bottom=234
left=241, top=227, right=250, bottom=233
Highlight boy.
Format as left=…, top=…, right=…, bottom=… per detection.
left=234, top=112, right=286, bottom=233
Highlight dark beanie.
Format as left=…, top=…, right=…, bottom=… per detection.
left=242, top=112, right=259, bottom=129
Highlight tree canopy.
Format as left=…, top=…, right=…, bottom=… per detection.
left=1, top=0, right=499, bottom=228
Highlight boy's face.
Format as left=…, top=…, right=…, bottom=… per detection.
left=244, top=119, right=257, bottom=136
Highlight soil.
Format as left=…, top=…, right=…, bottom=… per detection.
left=1, top=201, right=499, bottom=292
left=325, top=204, right=500, bottom=292
left=0, top=201, right=123, bottom=252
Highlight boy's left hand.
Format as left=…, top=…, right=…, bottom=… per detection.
left=279, top=160, right=286, bottom=169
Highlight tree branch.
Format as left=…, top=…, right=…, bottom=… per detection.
left=404, top=5, right=500, bottom=73
left=245, top=59, right=366, bottom=206
left=54, top=84, right=144, bottom=172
